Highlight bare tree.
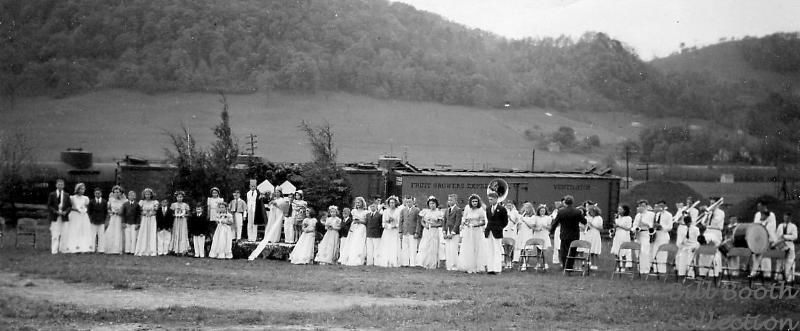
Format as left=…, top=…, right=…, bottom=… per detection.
left=0, top=131, right=36, bottom=220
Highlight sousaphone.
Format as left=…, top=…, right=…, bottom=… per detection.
left=487, top=178, right=509, bottom=203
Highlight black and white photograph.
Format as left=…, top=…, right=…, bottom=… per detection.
left=1, top=0, right=800, bottom=329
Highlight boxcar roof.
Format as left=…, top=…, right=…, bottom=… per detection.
left=394, top=170, right=618, bottom=180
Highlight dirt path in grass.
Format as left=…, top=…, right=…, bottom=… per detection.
left=0, top=272, right=448, bottom=313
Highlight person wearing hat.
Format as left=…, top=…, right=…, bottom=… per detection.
left=415, top=196, right=444, bottom=269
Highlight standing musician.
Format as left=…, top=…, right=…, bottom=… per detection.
left=685, top=196, right=700, bottom=224
left=676, top=213, right=700, bottom=280
left=775, top=212, right=797, bottom=284
left=632, top=200, right=655, bottom=274
left=749, top=201, right=777, bottom=279
left=651, top=201, right=673, bottom=274
left=696, top=197, right=724, bottom=277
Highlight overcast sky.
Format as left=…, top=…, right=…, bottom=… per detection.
left=393, top=0, right=800, bottom=60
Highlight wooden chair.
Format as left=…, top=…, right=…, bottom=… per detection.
left=501, top=238, right=515, bottom=270
left=563, top=240, right=592, bottom=276
left=687, top=244, right=719, bottom=286
left=720, top=247, right=752, bottom=287
left=646, top=244, right=679, bottom=282
left=612, top=242, right=641, bottom=279
left=15, top=218, right=39, bottom=248
left=519, top=238, right=547, bottom=272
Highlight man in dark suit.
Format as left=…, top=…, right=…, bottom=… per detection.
left=365, top=202, right=384, bottom=266
left=443, top=194, right=463, bottom=271
left=552, top=195, right=587, bottom=269
left=87, top=187, right=108, bottom=253
left=47, top=179, right=71, bottom=254
left=121, top=190, right=141, bottom=254
left=485, top=192, right=509, bottom=274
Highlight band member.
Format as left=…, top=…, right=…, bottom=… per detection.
left=399, top=197, right=420, bottom=267
left=365, top=201, right=383, bottom=266
left=155, top=198, right=172, bottom=256
left=611, top=205, right=634, bottom=271
left=515, top=203, right=535, bottom=266
left=315, top=206, right=342, bottom=265
left=47, top=179, right=71, bottom=254
left=775, top=212, right=797, bottom=283
left=651, top=200, right=674, bottom=273
left=289, top=207, right=316, bottom=265
left=416, top=196, right=444, bottom=269
left=749, top=201, right=777, bottom=278
left=685, top=196, right=700, bottom=224
left=341, top=197, right=369, bottom=266
left=228, top=190, right=247, bottom=241
left=484, top=192, right=509, bottom=274
left=585, top=205, right=603, bottom=270
left=121, top=190, right=140, bottom=254
left=209, top=202, right=234, bottom=259
left=188, top=204, right=207, bottom=258
left=170, top=191, right=191, bottom=255
left=442, top=194, right=462, bottom=271
left=676, top=214, right=700, bottom=280
left=135, top=188, right=158, bottom=257
left=551, top=199, right=564, bottom=265
left=87, top=187, right=108, bottom=253
left=458, top=194, right=488, bottom=273
left=552, top=196, right=586, bottom=269
left=63, top=183, right=93, bottom=253
left=104, top=186, right=126, bottom=254
left=245, top=180, right=259, bottom=241
left=376, top=196, right=402, bottom=267
left=632, top=200, right=655, bottom=274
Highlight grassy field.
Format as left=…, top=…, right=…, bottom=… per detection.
left=3, top=89, right=641, bottom=170
left=1, top=229, right=798, bottom=330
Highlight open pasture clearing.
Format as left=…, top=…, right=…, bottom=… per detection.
left=4, top=89, right=632, bottom=170
left=1, top=231, right=797, bottom=330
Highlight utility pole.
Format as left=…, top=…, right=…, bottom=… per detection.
left=625, top=145, right=630, bottom=189
left=246, top=134, right=258, bottom=156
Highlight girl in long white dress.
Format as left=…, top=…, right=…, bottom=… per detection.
left=611, top=205, right=634, bottom=270
left=531, top=204, right=553, bottom=270
left=341, top=197, right=369, bottom=266
left=415, top=196, right=444, bottom=269
left=170, top=191, right=191, bottom=254
left=585, top=206, right=603, bottom=270
left=209, top=202, right=234, bottom=259
left=289, top=207, right=316, bottom=264
left=514, top=202, right=535, bottom=264
left=315, top=206, right=342, bottom=264
left=207, top=187, right=224, bottom=227
left=458, top=194, right=488, bottom=273
left=551, top=201, right=562, bottom=265
left=63, top=183, right=93, bottom=253
left=503, top=201, right=519, bottom=242
left=104, top=186, right=126, bottom=254
left=375, top=196, right=402, bottom=267
left=135, top=188, right=158, bottom=257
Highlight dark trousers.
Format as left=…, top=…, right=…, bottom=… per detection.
left=559, top=234, right=579, bottom=269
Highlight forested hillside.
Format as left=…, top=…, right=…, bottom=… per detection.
left=1, top=0, right=737, bottom=118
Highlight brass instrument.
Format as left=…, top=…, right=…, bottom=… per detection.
left=487, top=178, right=509, bottom=203
left=696, top=197, right=724, bottom=227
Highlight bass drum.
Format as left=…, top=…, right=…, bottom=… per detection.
left=731, top=223, right=769, bottom=254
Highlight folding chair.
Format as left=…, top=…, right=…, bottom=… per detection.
left=647, top=244, right=679, bottom=282
left=15, top=218, right=38, bottom=248
left=563, top=240, right=591, bottom=276
left=719, top=247, right=752, bottom=287
left=519, top=238, right=547, bottom=272
left=612, top=242, right=641, bottom=279
left=501, top=238, right=515, bottom=270
left=687, top=245, right=719, bottom=286
left=764, top=248, right=789, bottom=282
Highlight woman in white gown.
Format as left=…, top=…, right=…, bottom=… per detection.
left=170, top=191, right=191, bottom=254
left=134, top=188, right=159, bottom=256
left=63, top=183, right=93, bottom=253
left=531, top=204, right=553, bottom=269
left=375, top=196, right=402, bottom=267
left=315, top=206, right=342, bottom=264
left=209, top=202, right=234, bottom=259
left=611, top=205, right=634, bottom=270
left=263, top=191, right=285, bottom=243
left=514, top=202, right=535, bottom=264
left=415, top=196, right=444, bottom=269
left=289, top=207, right=316, bottom=264
left=104, top=185, right=126, bottom=254
left=458, top=194, right=488, bottom=273
left=585, top=205, right=603, bottom=270
left=340, top=197, right=369, bottom=266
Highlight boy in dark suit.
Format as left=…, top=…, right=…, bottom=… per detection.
left=121, top=190, right=141, bottom=254
left=47, top=179, right=71, bottom=254
left=485, top=192, right=509, bottom=274
left=365, top=202, right=384, bottom=266
left=443, top=194, right=463, bottom=271
left=87, top=187, right=108, bottom=253
left=156, top=198, right=173, bottom=255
